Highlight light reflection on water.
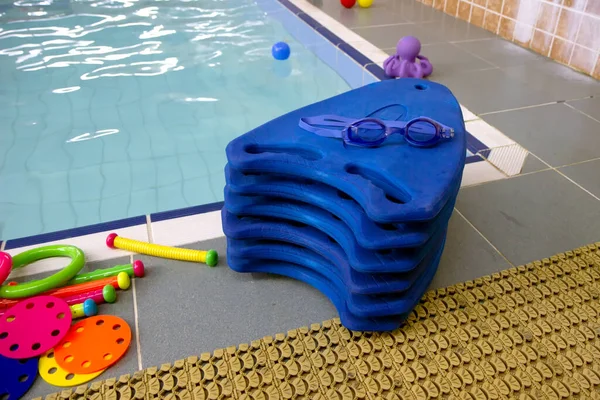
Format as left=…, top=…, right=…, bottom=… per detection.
left=0, top=0, right=350, bottom=239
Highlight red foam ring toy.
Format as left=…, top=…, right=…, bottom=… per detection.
left=55, top=315, right=131, bottom=374
left=341, top=0, right=356, bottom=8
left=0, top=275, right=124, bottom=310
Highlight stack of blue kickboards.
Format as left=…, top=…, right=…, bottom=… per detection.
left=222, top=78, right=467, bottom=331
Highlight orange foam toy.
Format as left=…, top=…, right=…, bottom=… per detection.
left=55, top=315, right=131, bottom=374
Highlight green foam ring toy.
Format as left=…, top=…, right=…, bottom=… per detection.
left=0, top=245, right=85, bottom=299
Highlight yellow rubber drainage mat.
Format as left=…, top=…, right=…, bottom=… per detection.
left=39, top=242, right=600, bottom=400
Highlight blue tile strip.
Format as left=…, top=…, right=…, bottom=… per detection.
left=466, top=131, right=488, bottom=154
left=4, top=215, right=147, bottom=250
left=150, top=202, right=224, bottom=222
left=465, top=155, right=483, bottom=164
left=2, top=0, right=490, bottom=249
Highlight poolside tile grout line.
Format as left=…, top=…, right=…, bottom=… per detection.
left=446, top=41, right=500, bottom=68
left=554, top=169, right=600, bottom=203
left=145, top=215, right=153, bottom=245
left=479, top=101, right=582, bottom=116
left=350, top=21, right=416, bottom=30
left=564, top=102, right=600, bottom=125
left=554, top=156, right=600, bottom=169
left=453, top=208, right=516, bottom=267
left=130, top=253, right=143, bottom=372
left=465, top=151, right=600, bottom=204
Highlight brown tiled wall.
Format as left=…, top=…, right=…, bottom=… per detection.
left=418, top=0, right=600, bottom=79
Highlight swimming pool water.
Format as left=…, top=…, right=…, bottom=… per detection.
left=0, top=0, right=351, bottom=240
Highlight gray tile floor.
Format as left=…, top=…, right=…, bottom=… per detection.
left=32, top=0, right=600, bottom=397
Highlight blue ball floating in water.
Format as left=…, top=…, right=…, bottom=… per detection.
left=272, top=42, right=290, bottom=60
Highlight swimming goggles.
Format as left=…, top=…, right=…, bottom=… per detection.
left=299, top=115, right=455, bottom=148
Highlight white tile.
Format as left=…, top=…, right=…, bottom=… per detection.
left=150, top=210, right=224, bottom=247
left=289, top=0, right=384, bottom=54
left=461, top=160, right=506, bottom=187
left=466, top=119, right=515, bottom=149
left=460, top=105, right=478, bottom=122
left=484, top=144, right=529, bottom=177
left=5, top=223, right=150, bottom=279
left=362, top=48, right=389, bottom=65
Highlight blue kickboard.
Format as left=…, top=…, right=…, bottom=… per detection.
left=227, top=230, right=444, bottom=312
left=0, top=355, right=38, bottom=400
left=227, top=235, right=446, bottom=331
left=225, top=164, right=460, bottom=250
left=222, top=185, right=456, bottom=273
left=225, top=78, right=466, bottom=224
left=221, top=206, right=451, bottom=274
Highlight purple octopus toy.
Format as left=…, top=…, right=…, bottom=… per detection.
left=383, top=36, right=433, bottom=79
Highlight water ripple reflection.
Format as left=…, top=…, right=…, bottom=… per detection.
left=0, top=0, right=350, bottom=240
left=0, top=0, right=275, bottom=75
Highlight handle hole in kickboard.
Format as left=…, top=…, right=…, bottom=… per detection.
left=297, top=178, right=316, bottom=185
left=337, top=190, right=352, bottom=200
left=386, top=194, right=403, bottom=204
left=377, top=223, right=397, bottom=231
left=288, top=220, right=307, bottom=228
